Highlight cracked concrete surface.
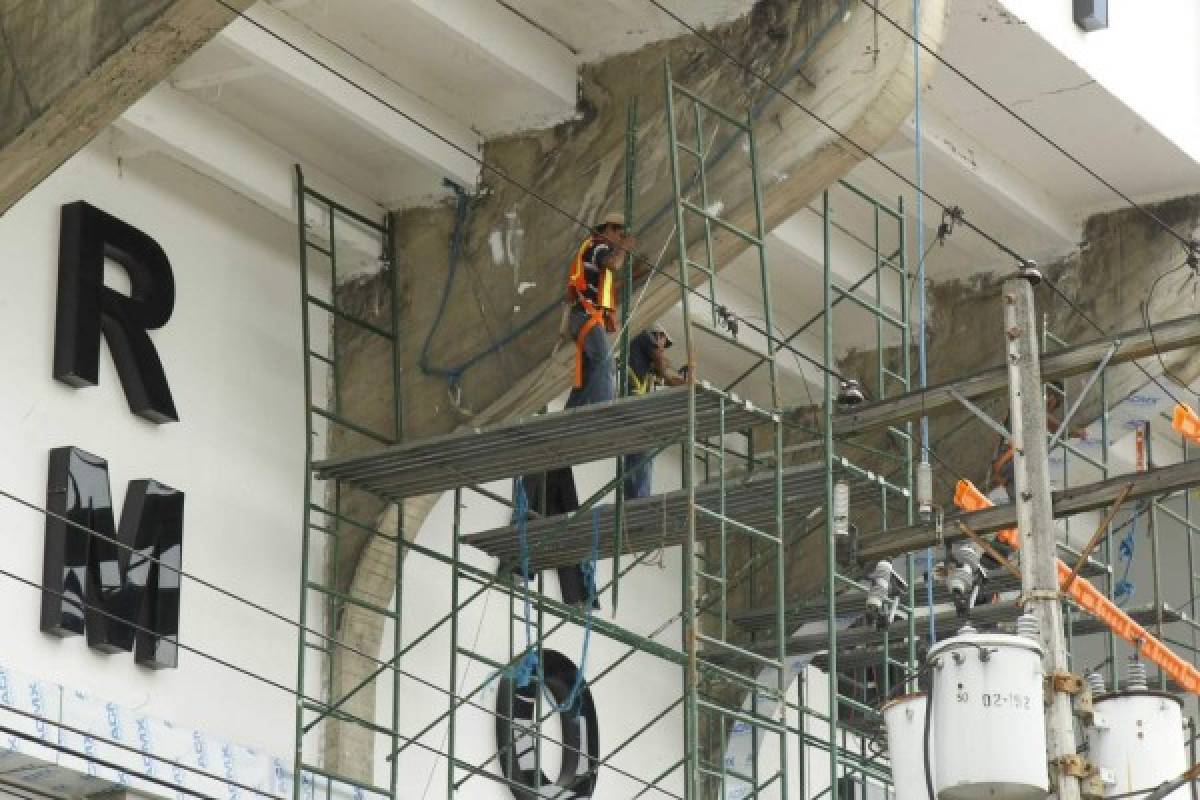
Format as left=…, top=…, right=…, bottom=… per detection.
left=324, top=0, right=951, bottom=782
left=0, top=0, right=253, bottom=216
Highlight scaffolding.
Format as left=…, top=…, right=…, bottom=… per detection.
left=290, top=63, right=1200, bottom=800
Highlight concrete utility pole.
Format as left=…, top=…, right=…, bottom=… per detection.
left=1002, top=277, right=1082, bottom=800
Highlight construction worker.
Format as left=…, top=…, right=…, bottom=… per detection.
left=623, top=322, right=689, bottom=498
left=533, top=212, right=640, bottom=610
left=564, top=211, right=639, bottom=409
left=989, top=381, right=1079, bottom=502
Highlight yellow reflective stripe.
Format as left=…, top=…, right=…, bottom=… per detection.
left=598, top=268, right=615, bottom=310
left=627, top=366, right=659, bottom=396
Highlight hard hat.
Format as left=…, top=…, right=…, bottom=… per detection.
left=595, top=211, right=626, bottom=231
left=648, top=322, right=674, bottom=348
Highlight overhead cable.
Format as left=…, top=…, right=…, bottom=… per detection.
left=861, top=0, right=1198, bottom=255
left=644, top=0, right=1028, bottom=265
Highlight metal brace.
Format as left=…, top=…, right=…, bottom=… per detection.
left=948, top=386, right=1011, bottom=440
left=1047, top=340, right=1119, bottom=453
left=1049, top=755, right=1107, bottom=799
left=1051, top=754, right=1089, bottom=777
left=1043, top=671, right=1083, bottom=709
left=1048, top=671, right=1084, bottom=695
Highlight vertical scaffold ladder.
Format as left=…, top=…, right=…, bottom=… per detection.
left=293, top=166, right=403, bottom=800
left=664, top=61, right=789, bottom=800
left=819, top=183, right=916, bottom=800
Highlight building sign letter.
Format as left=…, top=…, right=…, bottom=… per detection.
left=53, top=201, right=178, bottom=423
left=41, top=446, right=185, bottom=669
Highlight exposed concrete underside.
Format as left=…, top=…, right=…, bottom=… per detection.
left=0, top=0, right=251, bottom=216
left=786, top=194, right=1200, bottom=602
left=325, top=0, right=950, bottom=780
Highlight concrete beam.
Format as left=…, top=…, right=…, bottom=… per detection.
left=0, top=0, right=255, bottom=217
left=323, top=0, right=953, bottom=782
left=218, top=3, right=481, bottom=188
left=172, top=63, right=264, bottom=91
left=884, top=104, right=1080, bottom=250
left=115, top=84, right=383, bottom=260
left=404, top=0, right=577, bottom=109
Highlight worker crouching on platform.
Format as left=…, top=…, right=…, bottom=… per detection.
left=624, top=322, right=689, bottom=499
left=988, top=381, right=1084, bottom=503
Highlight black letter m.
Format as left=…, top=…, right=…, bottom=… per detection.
left=53, top=201, right=178, bottom=423
left=41, top=447, right=185, bottom=669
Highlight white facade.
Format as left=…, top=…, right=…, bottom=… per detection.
left=0, top=134, right=692, bottom=797
left=0, top=138, right=303, bottom=759
left=999, top=0, right=1200, bottom=168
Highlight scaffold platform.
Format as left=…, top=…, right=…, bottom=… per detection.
left=314, top=383, right=770, bottom=502
left=461, top=462, right=896, bottom=570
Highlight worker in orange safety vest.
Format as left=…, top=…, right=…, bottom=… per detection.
left=564, top=211, right=641, bottom=408
left=533, top=212, right=642, bottom=610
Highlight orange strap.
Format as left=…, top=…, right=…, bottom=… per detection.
left=573, top=312, right=605, bottom=389
left=955, top=479, right=1200, bottom=693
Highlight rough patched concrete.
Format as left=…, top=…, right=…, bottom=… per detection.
left=0, top=0, right=253, bottom=216
left=324, top=0, right=951, bottom=782
left=780, top=194, right=1200, bottom=608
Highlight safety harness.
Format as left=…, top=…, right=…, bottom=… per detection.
left=566, top=235, right=617, bottom=389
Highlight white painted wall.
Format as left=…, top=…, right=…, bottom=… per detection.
left=0, top=139, right=695, bottom=800
left=380, top=413, right=689, bottom=799
left=999, top=0, right=1200, bottom=165
left=0, top=135, right=305, bottom=759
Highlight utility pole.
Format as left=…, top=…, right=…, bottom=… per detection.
left=1003, top=277, right=1082, bottom=800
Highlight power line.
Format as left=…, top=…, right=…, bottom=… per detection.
left=1042, top=273, right=1190, bottom=409
left=1141, top=260, right=1199, bottom=400
left=0, top=722, right=233, bottom=800
left=211, top=0, right=864, bottom=388
left=643, top=0, right=1028, bottom=266
left=0, top=485, right=389, bottom=673
left=649, top=0, right=1200, bottom=410
left=860, top=0, right=1198, bottom=256
left=0, top=704, right=282, bottom=800
left=0, top=563, right=677, bottom=800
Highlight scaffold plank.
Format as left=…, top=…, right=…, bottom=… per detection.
left=857, top=459, right=1200, bottom=562
left=834, top=313, right=1200, bottom=437
left=461, top=463, right=895, bottom=571
left=314, top=384, right=770, bottom=501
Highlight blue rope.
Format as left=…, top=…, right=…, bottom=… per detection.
left=513, top=479, right=538, bottom=688
left=411, top=8, right=850, bottom=385
left=553, top=507, right=599, bottom=717
left=1115, top=504, right=1140, bottom=606
left=509, top=481, right=598, bottom=717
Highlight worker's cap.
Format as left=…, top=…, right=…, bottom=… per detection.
left=594, top=211, right=627, bottom=232
left=648, top=322, right=674, bottom=348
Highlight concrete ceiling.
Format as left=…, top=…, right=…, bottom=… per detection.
left=113, top=0, right=1200, bottom=412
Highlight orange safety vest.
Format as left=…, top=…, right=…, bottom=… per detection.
left=567, top=236, right=618, bottom=388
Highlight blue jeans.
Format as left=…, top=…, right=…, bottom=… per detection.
left=624, top=451, right=654, bottom=499
left=565, top=307, right=614, bottom=409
